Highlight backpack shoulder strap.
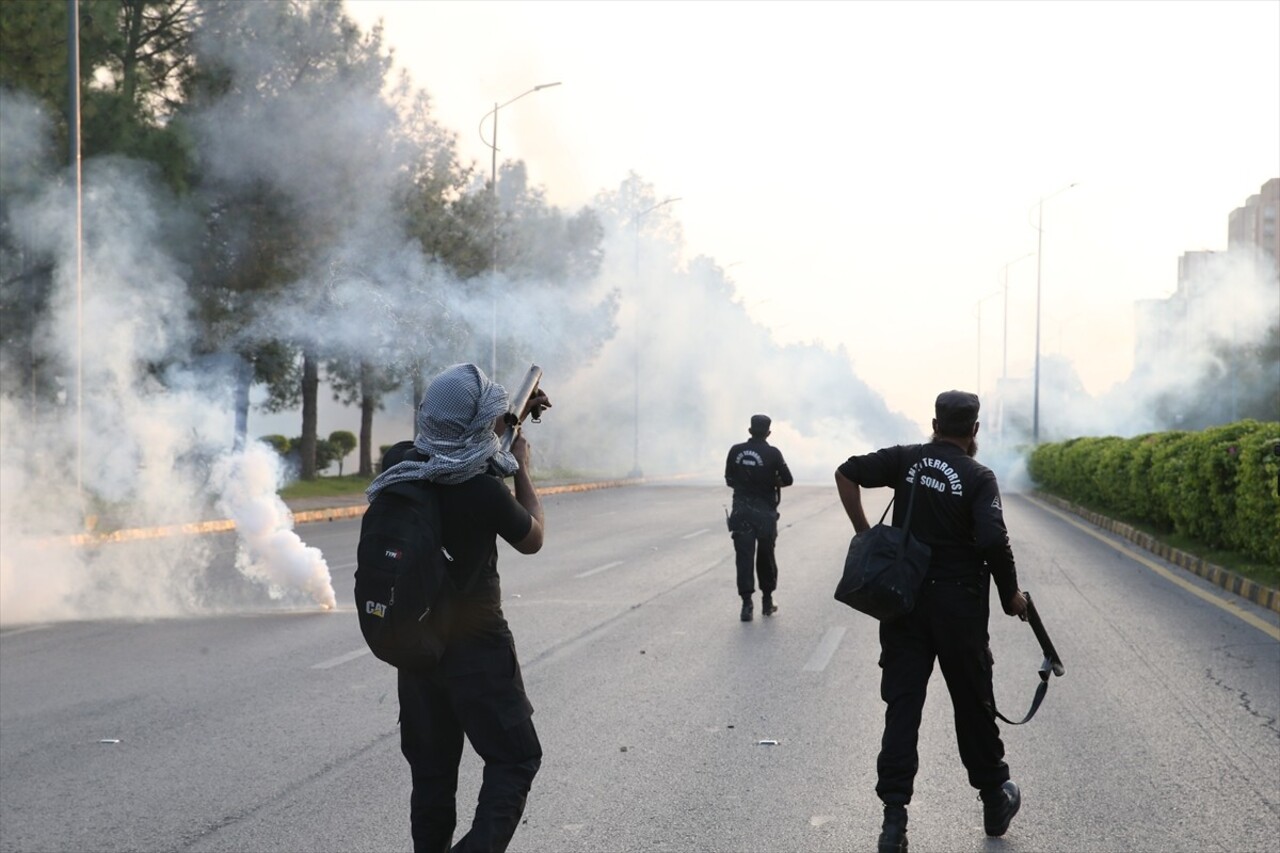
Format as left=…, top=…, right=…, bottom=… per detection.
left=379, top=479, right=436, bottom=506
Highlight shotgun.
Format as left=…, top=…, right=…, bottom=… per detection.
left=1021, top=591, right=1065, bottom=678
left=993, top=590, right=1065, bottom=725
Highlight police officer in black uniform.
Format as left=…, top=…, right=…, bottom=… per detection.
left=834, top=391, right=1028, bottom=853
left=725, top=414, right=793, bottom=621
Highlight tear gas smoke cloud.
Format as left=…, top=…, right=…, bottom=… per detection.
left=12, top=5, right=1260, bottom=630
left=995, top=248, right=1279, bottom=443
left=490, top=219, right=924, bottom=484
left=0, top=91, right=339, bottom=627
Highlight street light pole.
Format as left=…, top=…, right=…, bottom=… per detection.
left=68, top=0, right=84, bottom=507
left=478, top=81, right=561, bottom=379
left=1031, top=182, right=1078, bottom=445
left=630, top=196, right=681, bottom=478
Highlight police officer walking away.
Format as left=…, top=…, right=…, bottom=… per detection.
left=834, top=391, right=1027, bottom=853
left=725, top=414, right=793, bottom=621
left=367, top=363, right=550, bottom=853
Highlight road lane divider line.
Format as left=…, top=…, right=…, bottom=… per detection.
left=526, top=558, right=728, bottom=676
left=803, top=627, right=847, bottom=672
left=575, top=560, right=624, bottom=579
left=312, top=648, right=370, bottom=669
left=680, top=528, right=709, bottom=540
left=1022, top=494, right=1280, bottom=642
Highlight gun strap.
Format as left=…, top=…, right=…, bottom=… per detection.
left=992, top=657, right=1053, bottom=726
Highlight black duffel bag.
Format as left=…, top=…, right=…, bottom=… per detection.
left=834, top=451, right=930, bottom=621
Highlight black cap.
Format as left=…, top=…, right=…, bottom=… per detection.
left=750, top=414, right=771, bottom=434
left=935, top=391, right=980, bottom=433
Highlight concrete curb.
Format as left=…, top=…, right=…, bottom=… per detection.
left=287, top=478, right=646, bottom=525
left=1034, top=492, right=1280, bottom=615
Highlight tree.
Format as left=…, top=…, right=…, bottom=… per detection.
left=328, top=429, right=356, bottom=476
left=258, top=434, right=290, bottom=455
left=326, top=355, right=401, bottom=476
left=0, top=0, right=197, bottom=189
left=1, top=0, right=197, bottom=412
left=183, top=0, right=400, bottom=478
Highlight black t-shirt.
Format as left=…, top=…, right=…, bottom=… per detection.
left=434, top=474, right=532, bottom=647
left=725, top=437, right=794, bottom=504
left=837, top=441, right=1018, bottom=605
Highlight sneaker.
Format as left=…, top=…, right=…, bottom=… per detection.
left=740, top=597, right=753, bottom=622
left=981, top=780, right=1021, bottom=837
left=762, top=595, right=777, bottom=616
left=877, top=805, right=908, bottom=853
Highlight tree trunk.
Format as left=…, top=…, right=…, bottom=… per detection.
left=412, top=361, right=425, bottom=439
left=232, top=354, right=252, bottom=451
left=300, top=349, right=318, bottom=480
left=359, top=359, right=374, bottom=477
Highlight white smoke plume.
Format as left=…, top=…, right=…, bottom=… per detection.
left=1, top=3, right=930, bottom=632
left=210, top=442, right=336, bottom=610
left=993, top=247, right=1279, bottom=445
left=0, top=89, right=338, bottom=626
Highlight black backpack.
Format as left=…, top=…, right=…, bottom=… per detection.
left=355, top=474, right=454, bottom=674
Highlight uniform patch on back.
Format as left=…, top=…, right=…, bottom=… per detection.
left=991, top=495, right=1002, bottom=511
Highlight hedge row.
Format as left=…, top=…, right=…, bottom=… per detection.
left=1027, top=420, right=1280, bottom=567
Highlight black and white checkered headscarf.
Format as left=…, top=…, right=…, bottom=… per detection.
left=366, top=363, right=519, bottom=500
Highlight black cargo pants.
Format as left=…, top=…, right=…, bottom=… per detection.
left=729, top=496, right=779, bottom=597
left=398, top=643, right=542, bottom=853
left=875, top=576, right=1011, bottom=805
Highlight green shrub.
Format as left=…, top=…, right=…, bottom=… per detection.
left=259, top=434, right=291, bottom=455
left=1028, top=421, right=1279, bottom=568
left=1228, top=425, right=1280, bottom=563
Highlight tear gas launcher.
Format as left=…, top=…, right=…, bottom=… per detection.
left=499, top=364, right=546, bottom=453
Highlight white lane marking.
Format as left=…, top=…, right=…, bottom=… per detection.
left=576, top=560, right=624, bottom=579
left=803, top=627, right=847, bottom=672
left=312, top=648, right=370, bottom=669
left=680, top=528, right=709, bottom=540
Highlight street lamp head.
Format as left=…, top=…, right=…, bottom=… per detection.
left=636, top=196, right=682, bottom=221
left=534, top=81, right=562, bottom=91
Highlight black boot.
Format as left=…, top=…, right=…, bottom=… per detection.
left=762, top=594, right=777, bottom=616
left=740, top=595, right=753, bottom=621
left=877, top=804, right=908, bottom=853
left=981, top=780, right=1021, bottom=837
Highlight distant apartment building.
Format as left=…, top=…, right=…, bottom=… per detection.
left=1134, top=178, right=1279, bottom=374
left=1227, top=177, right=1279, bottom=267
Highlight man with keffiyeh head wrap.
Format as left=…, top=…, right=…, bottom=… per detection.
left=374, top=363, right=550, bottom=853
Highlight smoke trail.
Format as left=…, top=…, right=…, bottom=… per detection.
left=210, top=442, right=336, bottom=610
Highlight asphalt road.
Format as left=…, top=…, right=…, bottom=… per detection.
left=1, top=484, right=1277, bottom=853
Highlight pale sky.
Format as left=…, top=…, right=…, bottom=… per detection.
left=343, top=0, right=1280, bottom=427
